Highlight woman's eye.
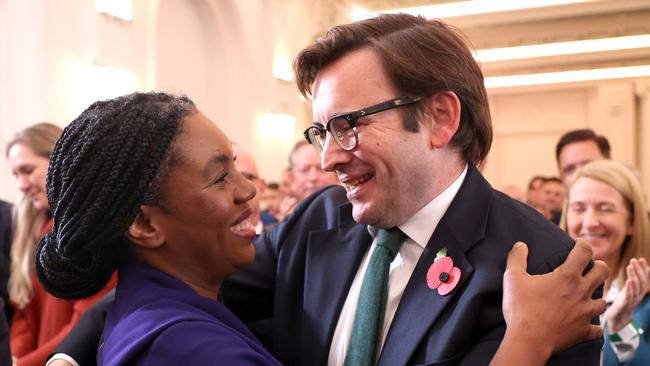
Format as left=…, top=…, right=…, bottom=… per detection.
left=569, top=205, right=585, bottom=213
left=19, top=167, right=34, bottom=176
left=212, top=172, right=228, bottom=185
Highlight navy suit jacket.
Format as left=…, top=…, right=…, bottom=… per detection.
left=223, top=165, right=602, bottom=366
left=0, top=298, right=10, bottom=366
left=0, top=200, right=12, bottom=324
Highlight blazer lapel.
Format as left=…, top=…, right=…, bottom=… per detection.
left=301, top=202, right=373, bottom=366
left=378, top=165, right=493, bottom=366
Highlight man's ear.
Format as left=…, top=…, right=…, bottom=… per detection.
left=422, top=91, right=461, bottom=149
left=127, top=206, right=165, bottom=249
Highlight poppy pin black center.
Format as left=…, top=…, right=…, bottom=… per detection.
left=439, top=272, right=450, bottom=283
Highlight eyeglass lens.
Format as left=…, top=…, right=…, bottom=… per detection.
left=330, top=117, right=356, bottom=150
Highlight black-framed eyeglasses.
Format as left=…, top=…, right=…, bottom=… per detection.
left=303, top=95, right=421, bottom=152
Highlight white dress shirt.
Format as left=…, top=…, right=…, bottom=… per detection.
left=327, top=165, right=468, bottom=366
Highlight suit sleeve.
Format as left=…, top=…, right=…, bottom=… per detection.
left=51, top=289, right=115, bottom=366
left=0, top=299, right=11, bottom=366
left=222, top=231, right=278, bottom=322
left=221, top=185, right=345, bottom=322
left=17, top=275, right=117, bottom=366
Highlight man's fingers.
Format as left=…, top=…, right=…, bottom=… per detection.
left=594, top=298, right=607, bottom=317
left=584, top=260, right=609, bottom=295
left=561, top=239, right=593, bottom=273
left=505, top=242, right=529, bottom=275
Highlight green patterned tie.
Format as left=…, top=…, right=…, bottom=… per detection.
left=344, top=228, right=407, bottom=366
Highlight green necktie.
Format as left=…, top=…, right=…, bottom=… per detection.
left=344, top=228, right=407, bottom=366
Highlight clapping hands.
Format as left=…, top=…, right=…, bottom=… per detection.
left=604, top=258, right=650, bottom=333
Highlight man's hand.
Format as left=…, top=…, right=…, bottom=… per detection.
left=491, top=239, right=608, bottom=366
left=603, top=257, right=650, bottom=333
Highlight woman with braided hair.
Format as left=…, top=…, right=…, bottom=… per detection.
left=6, top=123, right=116, bottom=366
left=35, top=92, right=281, bottom=365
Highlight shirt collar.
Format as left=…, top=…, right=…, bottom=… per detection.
left=368, top=164, right=468, bottom=249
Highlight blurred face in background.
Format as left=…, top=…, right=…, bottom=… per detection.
left=558, top=140, right=606, bottom=185
left=541, top=180, right=565, bottom=213
left=526, top=177, right=545, bottom=207
left=289, top=143, right=338, bottom=200
left=8, top=143, right=50, bottom=211
left=260, top=186, right=282, bottom=214
left=233, top=144, right=264, bottom=228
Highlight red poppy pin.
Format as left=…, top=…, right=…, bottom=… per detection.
left=426, top=247, right=461, bottom=296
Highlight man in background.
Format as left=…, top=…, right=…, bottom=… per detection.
left=526, top=175, right=546, bottom=208
left=233, top=143, right=266, bottom=234
left=552, top=129, right=610, bottom=223
left=276, top=140, right=339, bottom=220
left=556, top=129, right=610, bottom=186
left=541, top=177, right=565, bottom=222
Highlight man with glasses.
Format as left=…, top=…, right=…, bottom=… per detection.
left=234, top=13, right=601, bottom=365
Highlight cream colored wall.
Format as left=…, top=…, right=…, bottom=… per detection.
left=0, top=0, right=307, bottom=204
left=483, top=78, right=650, bottom=198
left=0, top=0, right=163, bottom=202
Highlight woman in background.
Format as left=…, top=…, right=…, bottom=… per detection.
left=6, top=123, right=116, bottom=366
left=561, top=160, right=650, bottom=366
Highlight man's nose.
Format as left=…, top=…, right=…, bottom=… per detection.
left=321, top=134, right=352, bottom=172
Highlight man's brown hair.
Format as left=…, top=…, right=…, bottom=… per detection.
left=293, top=13, right=492, bottom=166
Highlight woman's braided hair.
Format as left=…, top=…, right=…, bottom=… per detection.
left=35, top=92, right=196, bottom=299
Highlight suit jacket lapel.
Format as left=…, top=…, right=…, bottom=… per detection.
left=301, top=202, right=372, bottom=366
left=378, top=165, right=493, bottom=366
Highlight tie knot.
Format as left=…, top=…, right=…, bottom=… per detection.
left=376, top=228, right=406, bottom=260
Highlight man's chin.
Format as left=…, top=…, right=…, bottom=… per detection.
left=352, top=205, right=382, bottom=227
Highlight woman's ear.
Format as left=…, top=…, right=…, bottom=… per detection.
left=127, top=206, right=165, bottom=249
left=422, top=91, right=461, bottom=149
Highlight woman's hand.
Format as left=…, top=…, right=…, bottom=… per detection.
left=604, top=258, right=650, bottom=333
left=493, top=239, right=608, bottom=366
